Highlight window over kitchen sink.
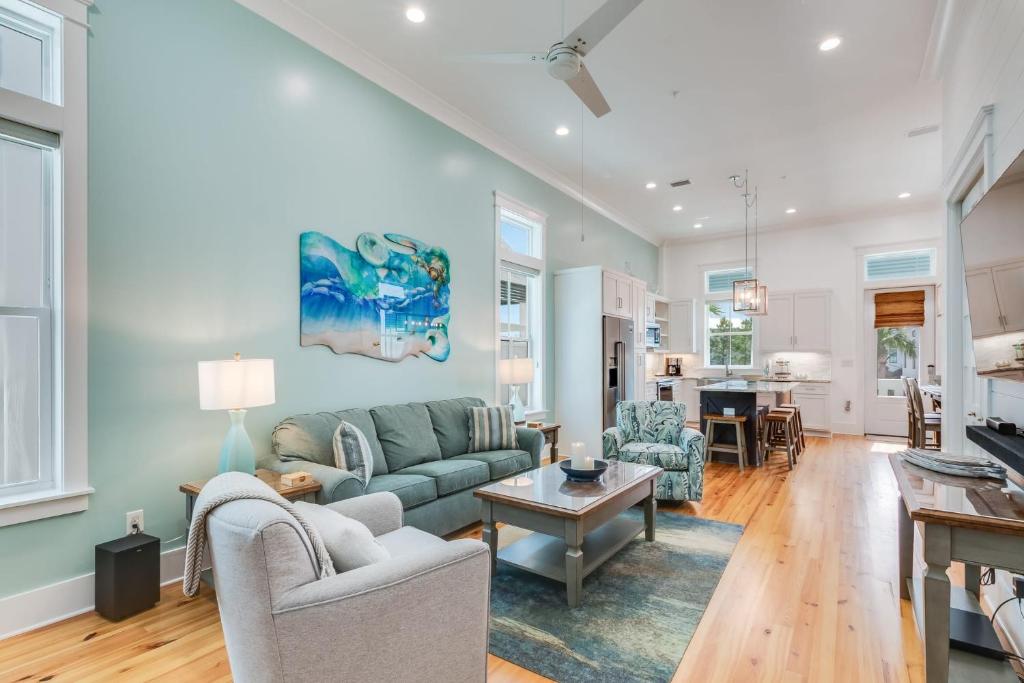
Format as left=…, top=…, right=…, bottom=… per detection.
left=705, top=301, right=754, bottom=369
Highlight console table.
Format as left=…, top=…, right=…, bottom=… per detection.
left=890, top=452, right=1023, bottom=683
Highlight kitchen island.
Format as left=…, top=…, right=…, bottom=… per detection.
left=698, top=380, right=799, bottom=467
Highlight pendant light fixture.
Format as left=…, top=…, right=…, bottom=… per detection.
left=749, top=184, right=769, bottom=316
left=731, top=170, right=759, bottom=312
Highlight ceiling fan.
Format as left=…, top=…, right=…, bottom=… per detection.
left=456, top=0, right=645, bottom=118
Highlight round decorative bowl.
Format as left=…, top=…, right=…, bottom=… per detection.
left=559, top=459, right=608, bottom=482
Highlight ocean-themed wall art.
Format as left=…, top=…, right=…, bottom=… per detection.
left=300, top=230, right=451, bottom=362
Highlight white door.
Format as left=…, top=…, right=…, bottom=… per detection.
left=863, top=286, right=936, bottom=436
left=760, top=293, right=794, bottom=351
left=992, top=261, right=1024, bottom=333
left=793, top=292, right=831, bottom=351
left=964, top=269, right=1004, bottom=336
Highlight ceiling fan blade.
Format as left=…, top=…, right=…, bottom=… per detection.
left=447, top=52, right=546, bottom=64
left=565, top=62, right=611, bottom=118
left=564, top=0, right=644, bottom=56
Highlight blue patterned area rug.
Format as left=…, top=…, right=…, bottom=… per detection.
left=489, top=509, right=743, bottom=683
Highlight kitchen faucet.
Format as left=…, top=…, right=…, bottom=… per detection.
left=725, top=360, right=733, bottom=377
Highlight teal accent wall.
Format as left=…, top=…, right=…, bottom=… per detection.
left=0, top=0, right=656, bottom=599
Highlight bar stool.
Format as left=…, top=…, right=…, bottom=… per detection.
left=755, top=405, right=770, bottom=463
left=704, top=414, right=747, bottom=472
left=777, top=403, right=806, bottom=452
left=762, top=411, right=798, bottom=470
left=769, top=406, right=802, bottom=456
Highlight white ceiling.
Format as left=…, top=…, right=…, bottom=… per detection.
left=284, top=0, right=942, bottom=244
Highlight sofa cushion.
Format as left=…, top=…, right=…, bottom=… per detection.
left=371, top=403, right=443, bottom=472
left=364, top=474, right=437, bottom=509
left=331, top=421, right=375, bottom=486
left=619, top=442, right=689, bottom=470
left=376, top=526, right=447, bottom=557
left=424, top=397, right=485, bottom=458
left=397, top=459, right=489, bottom=496
left=449, top=450, right=532, bottom=481
left=293, top=501, right=389, bottom=573
left=273, top=409, right=387, bottom=476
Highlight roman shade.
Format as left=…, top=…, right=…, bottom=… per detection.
left=874, top=290, right=925, bottom=328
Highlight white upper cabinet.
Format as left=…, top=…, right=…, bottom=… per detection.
left=759, top=291, right=831, bottom=352
left=668, top=299, right=695, bottom=354
left=993, top=262, right=1024, bottom=334
left=967, top=264, right=1024, bottom=337
left=602, top=271, right=619, bottom=315
left=793, top=292, right=830, bottom=351
left=601, top=271, right=634, bottom=318
left=760, top=293, right=795, bottom=351
left=633, top=281, right=646, bottom=349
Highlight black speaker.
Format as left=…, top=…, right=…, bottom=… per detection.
left=95, top=533, right=160, bottom=621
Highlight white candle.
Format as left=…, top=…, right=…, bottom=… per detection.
left=570, top=441, right=587, bottom=470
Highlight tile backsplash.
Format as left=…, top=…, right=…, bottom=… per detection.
left=760, top=352, right=832, bottom=380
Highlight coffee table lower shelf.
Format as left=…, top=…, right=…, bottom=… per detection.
left=498, top=516, right=645, bottom=584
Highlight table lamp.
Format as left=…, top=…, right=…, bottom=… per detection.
left=499, top=357, right=534, bottom=422
left=198, top=353, right=275, bottom=474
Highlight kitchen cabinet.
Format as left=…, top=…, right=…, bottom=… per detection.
left=644, top=381, right=657, bottom=401
left=966, top=261, right=1024, bottom=337
left=634, top=354, right=647, bottom=400
left=668, top=299, right=695, bottom=354
left=673, top=378, right=700, bottom=421
left=645, top=294, right=656, bottom=324
left=633, top=283, right=647, bottom=350
left=759, top=291, right=831, bottom=352
left=792, top=384, right=830, bottom=432
left=601, top=271, right=634, bottom=318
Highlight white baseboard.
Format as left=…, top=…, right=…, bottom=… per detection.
left=0, top=544, right=199, bottom=641
left=831, top=421, right=860, bottom=435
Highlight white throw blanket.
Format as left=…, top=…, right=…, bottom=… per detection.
left=183, top=472, right=336, bottom=597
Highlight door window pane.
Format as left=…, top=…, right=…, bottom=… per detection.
left=0, top=314, right=41, bottom=487
left=875, top=326, right=921, bottom=397
left=500, top=268, right=535, bottom=408
left=0, top=135, right=48, bottom=308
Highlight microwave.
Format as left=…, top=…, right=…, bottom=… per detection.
left=645, top=324, right=661, bottom=348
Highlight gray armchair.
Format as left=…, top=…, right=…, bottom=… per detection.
left=203, top=479, right=491, bottom=682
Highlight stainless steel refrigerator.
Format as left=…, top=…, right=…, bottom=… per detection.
left=603, top=316, right=634, bottom=430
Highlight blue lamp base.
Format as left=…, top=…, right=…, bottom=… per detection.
left=218, top=409, right=256, bottom=474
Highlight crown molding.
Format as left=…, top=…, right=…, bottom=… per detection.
left=232, top=0, right=659, bottom=246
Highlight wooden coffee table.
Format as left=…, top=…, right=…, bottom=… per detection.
left=475, top=460, right=662, bottom=607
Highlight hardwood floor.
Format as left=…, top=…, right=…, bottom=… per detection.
left=0, top=436, right=931, bottom=682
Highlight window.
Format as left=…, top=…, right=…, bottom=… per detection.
left=864, top=248, right=936, bottom=282
left=705, top=301, right=754, bottom=368
left=706, top=266, right=753, bottom=294
left=0, top=0, right=89, bottom=526
left=495, top=193, right=544, bottom=414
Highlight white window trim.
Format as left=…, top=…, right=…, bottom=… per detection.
left=494, top=191, right=545, bottom=417
left=0, top=0, right=91, bottom=527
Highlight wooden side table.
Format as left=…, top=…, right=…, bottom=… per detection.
left=179, top=469, right=321, bottom=523
left=529, top=423, right=561, bottom=461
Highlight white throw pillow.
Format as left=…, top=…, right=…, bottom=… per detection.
left=293, top=501, right=390, bottom=573
left=332, top=421, right=374, bottom=486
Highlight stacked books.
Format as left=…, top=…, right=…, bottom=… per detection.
left=899, top=448, right=1007, bottom=480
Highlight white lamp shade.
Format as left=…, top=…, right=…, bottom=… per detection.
left=198, top=358, right=275, bottom=410
left=498, top=357, right=535, bottom=385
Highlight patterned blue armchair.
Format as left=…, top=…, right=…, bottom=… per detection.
left=602, top=400, right=704, bottom=502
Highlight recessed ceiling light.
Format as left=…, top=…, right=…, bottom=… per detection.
left=672, top=205, right=683, bottom=212
left=405, top=7, right=426, bottom=23
left=645, top=182, right=657, bottom=189
left=819, top=36, right=841, bottom=51
left=555, top=126, right=570, bottom=136
left=693, top=223, right=703, bottom=229
left=898, top=192, right=911, bottom=199
left=785, top=208, right=797, bottom=214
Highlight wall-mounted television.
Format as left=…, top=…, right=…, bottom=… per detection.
left=960, top=150, right=1024, bottom=380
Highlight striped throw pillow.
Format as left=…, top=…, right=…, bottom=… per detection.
left=332, top=421, right=374, bottom=486
left=467, top=405, right=519, bottom=452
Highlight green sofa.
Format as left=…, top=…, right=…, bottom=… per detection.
left=260, top=397, right=544, bottom=536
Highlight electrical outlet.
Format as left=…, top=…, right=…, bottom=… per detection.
left=126, top=509, right=144, bottom=535
left=1013, top=576, right=1024, bottom=599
